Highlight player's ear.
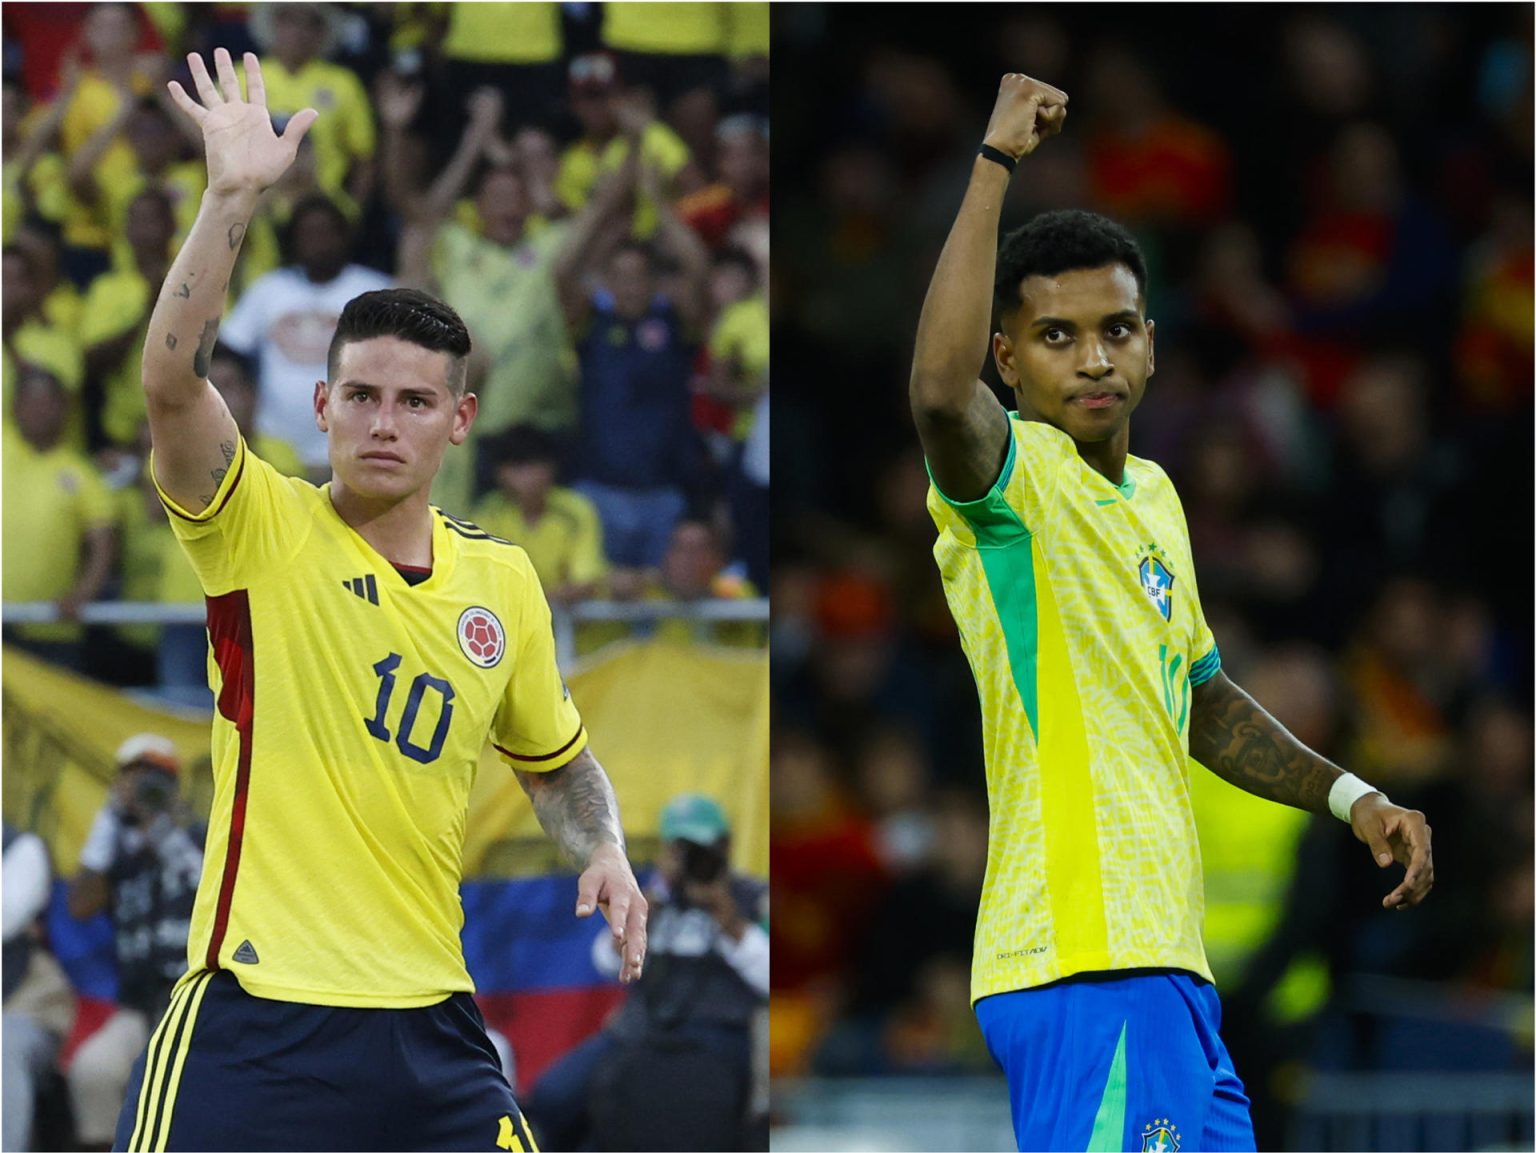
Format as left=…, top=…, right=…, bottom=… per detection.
left=993, top=330, right=1019, bottom=388
left=1145, top=318, right=1156, bottom=379
left=314, top=379, right=329, bottom=431
left=450, top=391, right=477, bottom=447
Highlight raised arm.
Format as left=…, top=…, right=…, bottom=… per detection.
left=515, top=747, right=648, bottom=982
left=911, top=74, right=1067, bottom=502
left=1189, top=669, right=1435, bottom=910
left=145, top=50, right=315, bottom=512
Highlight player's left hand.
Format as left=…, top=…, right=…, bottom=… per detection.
left=576, top=843, right=648, bottom=982
left=1350, top=793, right=1434, bottom=910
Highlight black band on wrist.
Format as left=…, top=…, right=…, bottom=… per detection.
left=978, top=143, right=1018, bottom=174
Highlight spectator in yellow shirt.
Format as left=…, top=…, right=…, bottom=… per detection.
left=471, top=426, right=609, bottom=606
left=248, top=2, right=377, bottom=208
left=2, top=242, right=86, bottom=450
left=556, top=53, right=702, bottom=239
left=80, top=187, right=174, bottom=449
left=3, top=74, right=75, bottom=244
left=56, top=1, right=161, bottom=285
left=1, top=365, right=116, bottom=668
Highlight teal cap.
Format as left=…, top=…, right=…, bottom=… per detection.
left=659, top=794, right=729, bottom=845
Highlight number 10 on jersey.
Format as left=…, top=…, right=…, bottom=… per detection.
left=364, top=653, right=456, bottom=764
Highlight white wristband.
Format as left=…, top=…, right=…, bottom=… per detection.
left=1329, top=773, right=1385, bottom=823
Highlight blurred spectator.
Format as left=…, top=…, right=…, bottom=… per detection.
left=556, top=51, right=699, bottom=238
left=528, top=794, right=768, bottom=1152
left=562, top=166, right=711, bottom=569
left=208, top=346, right=305, bottom=478
left=678, top=113, right=768, bottom=251
left=1, top=364, right=115, bottom=668
left=2, top=238, right=86, bottom=448
left=600, top=3, right=734, bottom=165
left=79, top=185, right=174, bottom=449
left=3, top=821, right=76, bottom=1153
left=68, top=734, right=205, bottom=1151
left=247, top=2, right=375, bottom=208
left=2, top=71, right=74, bottom=244
left=220, top=192, right=392, bottom=475
left=433, top=2, right=564, bottom=133
left=470, top=425, right=608, bottom=606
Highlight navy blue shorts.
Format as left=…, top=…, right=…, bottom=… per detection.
left=113, top=971, right=539, bottom=1152
left=975, top=970, right=1255, bottom=1152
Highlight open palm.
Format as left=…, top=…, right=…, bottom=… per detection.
left=167, top=48, right=317, bottom=196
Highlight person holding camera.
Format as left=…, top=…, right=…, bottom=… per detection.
left=67, top=734, right=205, bottom=1152
left=528, top=793, right=769, bottom=1151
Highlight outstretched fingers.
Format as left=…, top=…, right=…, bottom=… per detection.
left=186, top=52, right=223, bottom=108
left=165, top=80, right=207, bottom=126
left=281, top=108, right=320, bottom=155
left=213, top=47, right=241, bottom=102
left=242, top=52, right=266, bottom=109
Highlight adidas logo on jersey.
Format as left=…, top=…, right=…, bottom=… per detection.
left=343, top=574, right=380, bottom=605
left=232, top=940, right=260, bottom=964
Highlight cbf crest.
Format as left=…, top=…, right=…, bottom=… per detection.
left=1140, top=1118, right=1180, bottom=1153
left=1138, top=544, right=1175, bottom=622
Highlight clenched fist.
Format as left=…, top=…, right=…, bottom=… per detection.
left=983, top=73, right=1069, bottom=161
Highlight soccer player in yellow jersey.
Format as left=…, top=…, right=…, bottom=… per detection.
left=911, top=74, right=1437, bottom=1153
left=112, top=50, right=648, bottom=1152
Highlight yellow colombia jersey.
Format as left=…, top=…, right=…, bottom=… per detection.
left=154, top=438, right=587, bottom=1008
left=927, top=414, right=1221, bottom=1005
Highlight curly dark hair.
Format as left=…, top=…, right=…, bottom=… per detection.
left=327, top=288, right=473, bottom=395
left=993, top=209, right=1148, bottom=319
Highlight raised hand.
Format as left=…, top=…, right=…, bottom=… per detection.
left=983, top=72, right=1069, bottom=162
left=166, top=48, right=317, bottom=197
left=374, top=71, right=424, bottom=131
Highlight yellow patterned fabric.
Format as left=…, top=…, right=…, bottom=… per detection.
left=927, top=414, right=1220, bottom=1004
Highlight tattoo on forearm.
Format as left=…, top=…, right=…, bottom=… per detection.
left=192, top=317, right=219, bottom=378
left=174, top=280, right=192, bottom=299
left=165, top=334, right=178, bottom=351
left=227, top=223, right=246, bottom=251
left=1188, top=675, right=1336, bottom=813
left=517, top=749, right=625, bottom=866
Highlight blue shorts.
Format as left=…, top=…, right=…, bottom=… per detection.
left=113, top=971, right=538, bottom=1152
left=974, top=970, right=1255, bottom=1153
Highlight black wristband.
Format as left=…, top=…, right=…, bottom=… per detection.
left=978, top=143, right=1018, bottom=174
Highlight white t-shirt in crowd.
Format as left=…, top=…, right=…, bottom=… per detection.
left=221, top=264, right=394, bottom=468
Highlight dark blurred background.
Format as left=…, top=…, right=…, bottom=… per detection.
left=769, top=6, right=1532, bottom=1150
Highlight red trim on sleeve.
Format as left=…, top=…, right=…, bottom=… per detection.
left=163, top=450, right=246, bottom=523
left=495, top=726, right=584, bottom=764
left=204, top=589, right=255, bottom=970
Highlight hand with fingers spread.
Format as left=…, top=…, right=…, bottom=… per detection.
left=983, top=72, right=1069, bottom=162
left=1350, top=793, right=1435, bottom=910
left=576, top=843, right=649, bottom=983
left=166, top=48, right=317, bottom=198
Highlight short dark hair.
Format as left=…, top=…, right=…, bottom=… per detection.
left=327, top=289, right=473, bottom=395
left=994, top=209, right=1148, bottom=319
left=281, top=192, right=350, bottom=262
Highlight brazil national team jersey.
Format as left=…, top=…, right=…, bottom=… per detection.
left=154, top=438, right=587, bottom=1008
left=927, top=414, right=1221, bottom=1005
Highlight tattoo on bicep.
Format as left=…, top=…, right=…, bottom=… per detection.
left=1188, top=678, right=1335, bottom=811
left=227, top=223, right=246, bottom=251
left=518, top=749, right=624, bottom=865
left=192, top=317, right=219, bottom=378
left=221, top=440, right=236, bottom=464
left=165, top=334, right=178, bottom=351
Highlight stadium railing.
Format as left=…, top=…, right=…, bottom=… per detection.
left=1, top=598, right=771, bottom=667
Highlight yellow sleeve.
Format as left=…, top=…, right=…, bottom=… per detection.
left=150, top=437, right=312, bottom=596
left=491, top=554, right=587, bottom=772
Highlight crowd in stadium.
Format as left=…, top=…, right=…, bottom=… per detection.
left=1, top=0, right=769, bottom=703
left=769, top=7, right=1531, bottom=1148
left=1, top=3, right=767, bottom=1148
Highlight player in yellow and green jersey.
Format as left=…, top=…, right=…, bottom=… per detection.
left=113, top=50, right=649, bottom=1152
left=909, top=73, right=1437, bottom=1153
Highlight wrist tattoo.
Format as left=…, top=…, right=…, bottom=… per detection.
left=516, top=747, right=625, bottom=867
left=1188, top=674, right=1336, bottom=813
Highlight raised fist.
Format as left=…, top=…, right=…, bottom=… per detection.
left=983, top=73, right=1069, bottom=161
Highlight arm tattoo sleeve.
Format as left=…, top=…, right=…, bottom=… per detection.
left=516, top=748, right=625, bottom=866
left=1187, top=671, right=1340, bottom=813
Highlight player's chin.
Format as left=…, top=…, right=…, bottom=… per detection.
left=338, top=462, right=427, bottom=500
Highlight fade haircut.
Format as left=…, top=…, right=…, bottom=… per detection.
left=994, top=209, right=1148, bottom=321
left=327, top=289, right=473, bottom=396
